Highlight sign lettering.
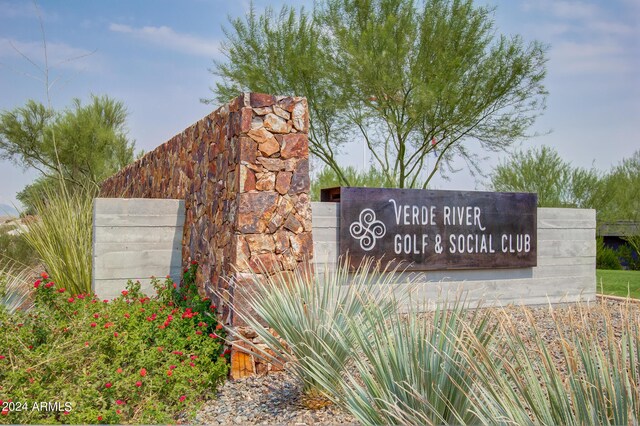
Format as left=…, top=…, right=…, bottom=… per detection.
left=339, top=188, right=537, bottom=270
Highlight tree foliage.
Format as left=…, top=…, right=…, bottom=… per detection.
left=599, top=151, right=640, bottom=254
left=490, top=145, right=603, bottom=208
left=209, top=0, right=547, bottom=188
left=0, top=95, right=136, bottom=193
left=310, top=165, right=395, bottom=201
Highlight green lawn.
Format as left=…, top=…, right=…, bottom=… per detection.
left=596, top=269, right=640, bottom=299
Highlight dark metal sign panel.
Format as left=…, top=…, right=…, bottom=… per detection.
left=339, top=187, right=537, bottom=270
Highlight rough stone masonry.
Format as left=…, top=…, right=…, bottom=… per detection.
left=100, top=93, right=314, bottom=377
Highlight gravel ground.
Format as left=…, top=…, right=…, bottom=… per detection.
left=195, top=297, right=639, bottom=425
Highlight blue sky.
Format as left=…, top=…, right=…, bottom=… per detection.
left=0, top=0, right=638, bottom=207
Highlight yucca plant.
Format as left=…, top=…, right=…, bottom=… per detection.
left=301, top=297, right=495, bottom=425
left=0, top=261, right=35, bottom=314
left=225, top=256, right=409, bottom=407
left=466, top=300, right=640, bottom=425
left=22, top=183, right=95, bottom=295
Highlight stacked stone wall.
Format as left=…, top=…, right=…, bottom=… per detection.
left=100, top=93, right=314, bottom=338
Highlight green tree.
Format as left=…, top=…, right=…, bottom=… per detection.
left=490, top=145, right=603, bottom=208
left=209, top=0, right=547, bottom=188
left=0, top=95, right=136, bottom=193
left=599, top=151, right=640, bottom=254
left=310, top=165, right=395, bottom=201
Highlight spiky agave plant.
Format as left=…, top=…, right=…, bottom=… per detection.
left=466, top=300, right=640, bottom=425
left=224, top=256, right=410, bottom=408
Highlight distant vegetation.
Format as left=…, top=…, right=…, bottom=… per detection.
left=597, top=269, right=640, bottom=299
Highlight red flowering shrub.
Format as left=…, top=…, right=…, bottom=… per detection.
left=0, top=264, right=227, bottom=424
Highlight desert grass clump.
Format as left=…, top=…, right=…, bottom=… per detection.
left=22, top=184, right=94, bottom=295
left=225, top=257, right=408, bottom=407
left=466, top=300, right=640, bottom=425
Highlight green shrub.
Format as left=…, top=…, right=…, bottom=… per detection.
left=616, top=243, right=640, bottom=271
left=22, top=184, right=94, bottom=295
left=0, top=263, right=228, bottom=424
left=596, top=237, right=622, bottom=270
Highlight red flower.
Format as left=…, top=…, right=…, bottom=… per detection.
left=172, top=351, right=183, bottom=356
left=105, top=382, right=112, bottom=388
left=167, top=370, right=173, bottom=377
left=41, top=272, right=48, bottom=280
left=104, top=322, right=114, bottom=329
left=195, top=330, right=202, bottom=335
left=117, top=368, right=123, bottom=373
left=121, top=290, right=128, bottom=296
left=1, top=408, right=8, bottom=416
left=124, top=313, right=130, bottom=319
left=209, top=333, right=217, bottom=339
left=0, top=355, right=5, bottom=360
left=191, top=260, right=198, bottom=265
left=189, top=362, right=195, bottom=367
left=44, top=282, right=54, bottom=288
left=116, top=409, right=122, bottom=414
left=139, top=368, right=147, bottom=377
left=67, top=297, right=74, bottom=303
left=103, top=299, right=109, bottom=303
left=179, top=395, right=186, bottom=402
left=94, top=313, right=100, bottom=319
left=28, top=345, right=33, bottom=350
left=169, top=365, right=177, bottom=370
left=216, top=324, right=223, bottom=330
left=135, top=381, right=142, bottom=387
left=84, top=342, right=89, bottom=347
left=34, top=279, right=41, bottom=288
left=97, top=416, right=103, bottom=421
left=90, top=322, right=97, bottom=328
left=113, top=332, right=119, bottom=337
left=58, top=288, right=65, bottom=293
left=116, top=400, right=124, bottom=405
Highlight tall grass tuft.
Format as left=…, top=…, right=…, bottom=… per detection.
left=22, top=184, right=94, bottom=295
left=226, top=257, right=408, bottom=405
left=466, top=300, right=640, bottom=425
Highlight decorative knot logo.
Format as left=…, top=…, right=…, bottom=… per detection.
left=349, top=209, right=386, bottom=251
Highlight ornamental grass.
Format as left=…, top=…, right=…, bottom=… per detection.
left=22, top=184, right=94, bottom=295
left=225, top=257, right=410, bottom=405
left=301, top=297, right=495, bottom=425
left=466, top=300, right=640, bottom=425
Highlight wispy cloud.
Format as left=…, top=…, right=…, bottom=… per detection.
left=109, top=23, right=220, bottom=58
left=520, top=0, right=639, bottom=76
left=551, top=41, right=629, bottom=74
left=0, top=1, right=38, bottom=19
